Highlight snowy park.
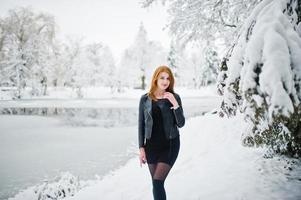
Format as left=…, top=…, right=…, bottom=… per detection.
left=1, top=0, right=301, bottom=200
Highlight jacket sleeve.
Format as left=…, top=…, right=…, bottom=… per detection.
left=172, top=94, right=185, bottom=128
left=138, top=95, right=145, bottom=148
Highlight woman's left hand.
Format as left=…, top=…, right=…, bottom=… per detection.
left=163, top=92, right=179, bottom=108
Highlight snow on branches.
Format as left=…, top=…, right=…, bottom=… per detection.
left=218, top=0, right=301, bottom=157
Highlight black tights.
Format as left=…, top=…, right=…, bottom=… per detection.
left=148, top=162, right=172, bottom=200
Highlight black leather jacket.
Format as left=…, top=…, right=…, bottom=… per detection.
left=138, top=92, right=185, bottom=148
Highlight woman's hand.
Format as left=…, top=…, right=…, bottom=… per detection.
left=163, top=92, right=179, bottom=108
left=139, top=147, right=147, bottom=167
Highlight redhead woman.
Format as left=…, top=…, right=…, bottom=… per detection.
left=138, top=65, right=185, bottom=200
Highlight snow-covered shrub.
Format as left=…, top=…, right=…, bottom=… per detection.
left=33, top=172, right=80, bottom=200
left=218, top=0, right=301, bottom=157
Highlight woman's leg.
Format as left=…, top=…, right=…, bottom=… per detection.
left=152, top=162, right=172, bottom=200
left=147, top=163, right=157, bottom=178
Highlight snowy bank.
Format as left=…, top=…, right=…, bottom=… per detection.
left=0, top=85, right=218, bottom=101
left=10, top=112, right=301, bottom=200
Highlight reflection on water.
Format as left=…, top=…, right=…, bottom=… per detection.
left=0, top=105, right=207, bottom=127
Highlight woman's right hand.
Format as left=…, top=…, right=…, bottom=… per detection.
left=139, top=147, right=147, bottom=167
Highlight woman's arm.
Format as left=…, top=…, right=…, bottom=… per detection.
left=138, top=95, right=145, bottom=148
left=172, top=94, right=185, bottom=128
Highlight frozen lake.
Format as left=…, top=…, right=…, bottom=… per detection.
left=0, top=96, right=221, bottom=199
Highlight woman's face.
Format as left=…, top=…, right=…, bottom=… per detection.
left=156, top=72, right=170, bottom=91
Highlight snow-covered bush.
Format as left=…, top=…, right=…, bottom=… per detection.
left=218, top=0, right=301, bottom=157
left=33, top=172, right=80, bottom=200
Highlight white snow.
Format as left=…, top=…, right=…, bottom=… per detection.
left=0, top=86, right=221, bottom=200
left=0, top=85, right=218, bottom=101
left=8, top=112, right=301, bottom=200
left=0, top=85, right=219, bottom=108
left=0, top=115, right=138, bottom=199
left=225, top=0, right=301, bottom=119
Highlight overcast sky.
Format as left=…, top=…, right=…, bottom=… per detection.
left=0, top=0, right=170, bottom=61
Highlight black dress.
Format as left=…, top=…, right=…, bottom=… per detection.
left=145, top=98, right=180, bottom=167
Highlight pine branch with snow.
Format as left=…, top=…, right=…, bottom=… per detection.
left=218, top=0, right=301, bottom=157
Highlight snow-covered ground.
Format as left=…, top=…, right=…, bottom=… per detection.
left=2, top=85, right=301, bottom=200
left=0, top=86, right=221, bottom=199
left=9, top=113, right=301, bottom=200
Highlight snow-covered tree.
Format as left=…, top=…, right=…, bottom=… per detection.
left=145, top=41, right=168, bottom=84
left=61, top=37, right=89, bottom=98
left=201, top=41, right=219, bottom=86
left=167, top=39, right=181, bottom=83
left=141, top=0, right=260, bottom=47
left=189, top=42, right=219, bottom=88
left=118, top=22, right=167, bottom=89
left=51, top=40, right=116, bottom=91
left=167, top=39, right=197, bottom=87
left=118, top=49, right=137, bottom=88
left=119, top=23, right=148, bottom=89
left=218, top=0, right=301, bottom=157
left=97, top=45, right=117, bottom=91
left=142, top=0, right=231, bottom=88
left=48, top=40, right=67, bottom=87
left=0, top=7, right=56, bottom=98
left=0, top=6, right=118, bottom=99
left=85, top=43, right=104, bottom=86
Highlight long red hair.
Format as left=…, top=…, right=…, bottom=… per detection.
left=148, top=65, right=175, bottom=101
